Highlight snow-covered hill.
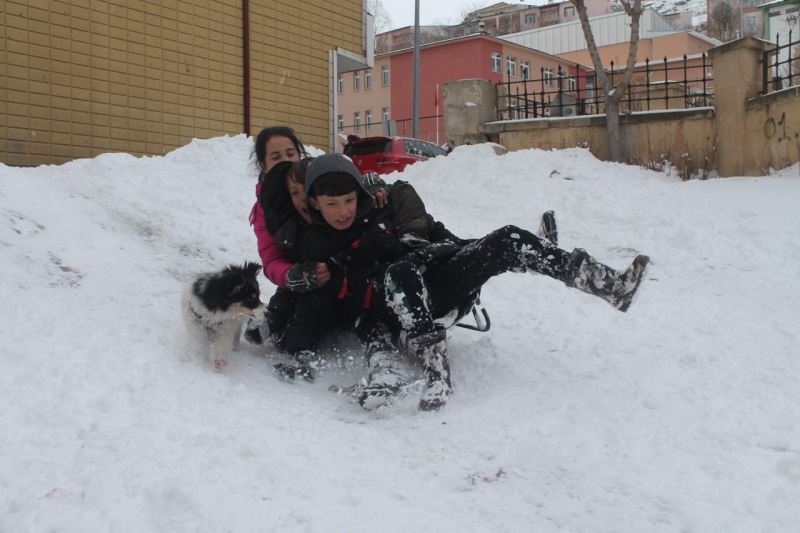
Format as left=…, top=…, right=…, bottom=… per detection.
left=1, top=137, right=798, bottom=532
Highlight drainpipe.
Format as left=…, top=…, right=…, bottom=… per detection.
left=242, top=0, right=251, bottom=135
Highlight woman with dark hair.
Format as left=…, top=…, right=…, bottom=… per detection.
left=246, top=126, right=388, bottom=345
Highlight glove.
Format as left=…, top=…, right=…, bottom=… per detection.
left=399, top=232, right=431, bottom=249
left=286, top=261, right=324, bottom=293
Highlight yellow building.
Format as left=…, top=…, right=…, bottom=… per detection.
left=1, top=0, right=373, bottom=165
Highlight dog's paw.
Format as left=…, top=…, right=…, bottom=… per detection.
left=213, top=358, right=228, bottom=371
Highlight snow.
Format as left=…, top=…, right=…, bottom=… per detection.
left=646, top=0, right=707, bottom=20
left=2, top=135, right=799, bottom=531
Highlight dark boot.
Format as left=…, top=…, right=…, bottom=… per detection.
left=358, top=348, right=410, bottom=410
left=565, top=249, right=650, bottom=312
left=355, top=319, right=409, bottom=409
left=405, top=328, right=451, bottom=411
left=538, top=210, right=558, bottom=246
left=273, top=349, right=318, bottom=382
left=243, top=312, right=272, bottom=345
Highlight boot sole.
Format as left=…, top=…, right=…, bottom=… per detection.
left=358, top=384, right=404, bottom=410
left=617, top=255, right=650, bottom=312
left=540, top=210, right=558, bottom=246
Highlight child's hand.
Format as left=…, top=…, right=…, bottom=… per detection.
left=372, top=190, right=389, bottom=208
left=286, top=261, right=326, bottom=292
left=316, top=262, right=331, bottom=284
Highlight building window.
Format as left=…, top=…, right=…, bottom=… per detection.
left=338, top=75, right=343, bottom=94
left=365, top=70, right=372, bottom=89
left=354, top=112, right=361, bottom=130
left=381, top=64, right=390, bottom=86
left=544, top=67, right=554, bottom=86
left=568, top=75, right=577, bottom=92
left=366, top=109, right=373, bottom=131
left=337, top=114, right=344, bottom=131
left=525, top=13, right=536, bottom=24
left=354, top=72, right=361, bottom=91
left=564, top=6, right=575, bottom=16
left=491, top=52, right=502, bottom=73
left=507, top=56, right=517, bottom=77
left=382, top=107, right=390, bottom=125
left=521, top=60, right=530, bottom=80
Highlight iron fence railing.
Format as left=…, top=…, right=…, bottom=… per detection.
left=496, top=53, right=713, bottom=120
left=338, top=114, right=444, bottom=144
left=762, top=30, right=800, bottom=94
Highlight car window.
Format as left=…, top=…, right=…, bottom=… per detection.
left=345, top=140, right=392, bottom=157
left=421, top=141, right=447, bottom=158
left=403, top=139, right=426, bottom=157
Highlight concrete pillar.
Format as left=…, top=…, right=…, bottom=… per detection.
left=442, top=79, right=497, bottom=146
left=708, top=37, right=775, bottom=176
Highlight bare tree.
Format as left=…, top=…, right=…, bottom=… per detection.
left=709, top=1, right=737, bottom=42
left=571, top=0, right=644, bottom=162
left=367, top=0, right=394, bottom=34
left=459, top=0, right=488, bottom=23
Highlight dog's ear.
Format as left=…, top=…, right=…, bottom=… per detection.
left=243, top=261, right=262, bottom=277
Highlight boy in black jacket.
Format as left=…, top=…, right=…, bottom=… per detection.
left=287, top=154, right=649, bottom=411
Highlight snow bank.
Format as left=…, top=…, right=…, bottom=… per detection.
left=1, top=136, right=798, bottom=532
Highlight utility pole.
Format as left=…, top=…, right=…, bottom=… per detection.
left=412, top=0, right=420, bottom=138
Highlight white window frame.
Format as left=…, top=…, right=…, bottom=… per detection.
left=366, top=109, right=372, bottom=130
left=525, top=13, right=536, bottom=24
left=491, top=52, right=502, bottom=73
left=337, top=114, right=344, bottom=131
left=337, top=74, right=344, bottom=94
left=507, top=56, right=517, bottom=77
left=354, top=111, right=361, bottom=130
left=381, top=64, right=390, bottom=86
left=365, top=70, right=372, bottom=89
left=564, top=6, right=575, bottom=16
left=544, top=67, right=554, bottom=86
left=521, top=60, right=530, bottom=80
left=382, top=107, right=390, bottom=125
left=354, top=72, right=361, bottom=91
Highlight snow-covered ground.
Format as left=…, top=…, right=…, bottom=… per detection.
left=1, top=136, right=798, bottom=532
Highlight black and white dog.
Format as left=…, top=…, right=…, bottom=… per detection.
left=182, top=262, right=266, bottom=370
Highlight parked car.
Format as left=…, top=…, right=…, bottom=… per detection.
left=344, top=136, right=448, bottom=175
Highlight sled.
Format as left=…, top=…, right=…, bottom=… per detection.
left=455, top=297, right=491, bottom=332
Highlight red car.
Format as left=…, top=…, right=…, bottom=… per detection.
left=344, top=136, right=448, bottom=175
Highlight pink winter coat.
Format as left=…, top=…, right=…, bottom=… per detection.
left=249, top=181, right=291, bottom=287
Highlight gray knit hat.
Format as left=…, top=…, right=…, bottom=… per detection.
left=304, top=153, right=362, bottom=195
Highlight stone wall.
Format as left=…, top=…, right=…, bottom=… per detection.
left=444, top=37, right=800, bottom=177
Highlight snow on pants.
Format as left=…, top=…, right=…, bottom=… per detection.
left=374, top=225, right=575, bottom=336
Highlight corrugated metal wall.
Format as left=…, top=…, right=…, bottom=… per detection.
left=500, top=9, right=676, bottom=56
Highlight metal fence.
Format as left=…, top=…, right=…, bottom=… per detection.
left=338, top=114, right=444, bottom=144
left=496, top=54, right=713, bottom=120
left=762, top=30, right=800, bottom=94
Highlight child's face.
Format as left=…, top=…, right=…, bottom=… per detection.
left=309, top=191, right=358, bottom=230
left=287, top=175, right=311, bottom=223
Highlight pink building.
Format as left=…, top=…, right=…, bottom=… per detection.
left=375, top=1, right=615, bottom=55
left=337, top=33, right=592, bottom=145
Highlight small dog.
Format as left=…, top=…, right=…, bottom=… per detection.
left=182, top=262, right=265, bottom=370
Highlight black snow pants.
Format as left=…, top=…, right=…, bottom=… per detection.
left=282, top=281, right=347, bottom=356
left=367, top=225, right=575, bottom=340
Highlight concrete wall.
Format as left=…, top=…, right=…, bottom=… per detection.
left=446, top=36, right=800, bottom=177
left=745, top=87, right=800, bottom=173
left=481, top=108, right=716, bottom=175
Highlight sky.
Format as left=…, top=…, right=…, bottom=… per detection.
left=1, top=135, right=799, bottom=531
